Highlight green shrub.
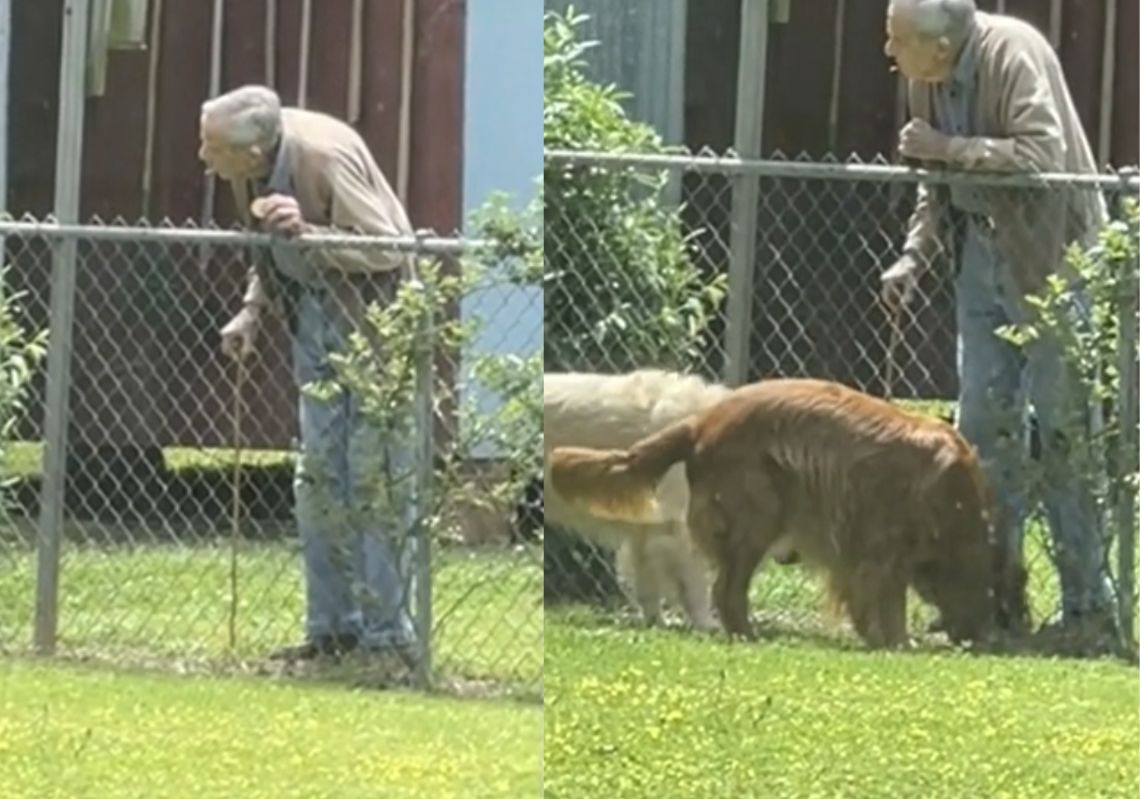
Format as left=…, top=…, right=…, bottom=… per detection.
left=543, top=8, right=725, bottom=374
left=997, top=196, right=1139, bottom=638
left=0, top=266, right=48, bottom=510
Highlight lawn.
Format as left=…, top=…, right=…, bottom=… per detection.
left=544, top=607, right=1139, bottom=799
left=0, top=538, right=543, bottom=694
left=0, top=446, right=543, bottom=798
left=0, top=438, right=543, bottom=692
left=543, top=499, right=1137, bottom=799
left=0, top=659, right=542, bottom=799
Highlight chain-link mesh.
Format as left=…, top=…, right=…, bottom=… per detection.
left=0, top=218, right=542, bottom=696
left=544, top=147, right=1139, bottom=655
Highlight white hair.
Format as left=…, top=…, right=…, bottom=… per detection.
left=200, top=84, right=282, bottom=149
left=891, top=0, right=976, bottom=46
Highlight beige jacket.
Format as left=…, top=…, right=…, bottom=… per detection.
left=229, top=107, right=413, bottom=320
left=903, top=12, right=1107, bottom=298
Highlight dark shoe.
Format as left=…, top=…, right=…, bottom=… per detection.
left=1035, top=609, right=1122, bottom=657
left=359, top=638, right=421, bottom=671
left=269, top=633, right=360, bottom=661
left=391, top=642, right=421, bottom=672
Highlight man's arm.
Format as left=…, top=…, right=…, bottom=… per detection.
left=226, top=180, right=273, bottom=311
left=897, top=84, right=944, bottom=271
left=944, top=51, right=1065, bottom=173
left=241, top=265, right=270, bottom=307
left=901, top=180, right=945, bottom=272
left=309, top=152, right=412, bottom=275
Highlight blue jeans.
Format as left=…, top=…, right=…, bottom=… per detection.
left=291, top=288, right=417, bottom=648
left=953, top=221, right=1113, bottom=620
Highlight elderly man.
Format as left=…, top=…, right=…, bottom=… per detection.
left=198, top=84, right=418, bottom=661
left=880, top=0, right=1116, bottom=643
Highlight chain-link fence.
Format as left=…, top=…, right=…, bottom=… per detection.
left=544, top=146, right=1139, bottom=655
left=0, top=218, right=542, bottom=696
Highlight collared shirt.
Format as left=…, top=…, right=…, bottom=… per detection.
left=901, top=12, right=1107, bottom=297
left=932, top=26, right=988, bottom=216
left=248, top=137, right=318, bottom=288
left=256, top=138, right=291, bottom=196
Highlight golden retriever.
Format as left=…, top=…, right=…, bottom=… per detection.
left=550, top=377, right=1030, bottom=648
left=544, top=368, right=731, bottom=630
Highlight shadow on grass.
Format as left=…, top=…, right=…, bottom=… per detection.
left=0, top=648, right=544, bottom=710
left=547, top=602, right=1139, bottom=666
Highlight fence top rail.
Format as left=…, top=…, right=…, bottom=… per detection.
left=0, top=217, right=488, bottom=254
left=545, top=148, right=1140, bottom=192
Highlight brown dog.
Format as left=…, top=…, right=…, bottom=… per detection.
left=549, top=378, right=1029, bottom=649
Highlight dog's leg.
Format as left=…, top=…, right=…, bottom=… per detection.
left=691, top=467, right=784, bottom=641
left=688, top=494, right=742, bottom=636
left=845, top=565, right=909, bottom=649
left=713, top=540, right=764, bottom=639
left=617, top=537, right=664, bottom=627
left=663, top=522, right=718, bottom=632
left=841, top=576, right=878, bottom=645
left=875, top=572, right=909, bottom=648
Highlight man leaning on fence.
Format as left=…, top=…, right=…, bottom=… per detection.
left=880, top=0, right=1118, bottom=647
left=198, top=84, right=419, bottom=662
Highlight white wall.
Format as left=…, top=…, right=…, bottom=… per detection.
left=460, top=0, right=543, bottom=459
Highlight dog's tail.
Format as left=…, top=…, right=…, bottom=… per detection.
left=549, top=418, right=697, bottom=523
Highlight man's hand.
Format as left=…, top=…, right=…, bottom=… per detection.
left=880, top=253, right=921, bottom=311
left=220, top=304, right=261, bottom=360
left=251, top=194, right=308, bottom=238
left=898, top=119, right=953, bottom=162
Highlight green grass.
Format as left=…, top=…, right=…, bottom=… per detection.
left=544, top=609, right=1138, bottom=799
left=543, top=504, right=1136, bottom=798
left=896, top=397, right=955, bottom=420
left=0, top=540, right=542, bottom=692
left=0, top=659, right=541, bottom=799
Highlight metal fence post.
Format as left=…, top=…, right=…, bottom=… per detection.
left=411, top=276, right=435, bottom=689
left=723, top=0, right=770, bottom=386
left=34, top=0, right=90, bottom=655
left=1115, top=247, right=1138, bottom=654
left=0, top=0, right=10, bottom=219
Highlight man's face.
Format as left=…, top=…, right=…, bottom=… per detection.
left=884, top=6, right=954, bottom=83
left=198, top=114, right=262, bottom=181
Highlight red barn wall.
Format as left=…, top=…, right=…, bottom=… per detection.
left=8, top=0, right=465, bottom=449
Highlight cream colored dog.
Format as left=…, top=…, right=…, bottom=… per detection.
left=544, top=368, right=731, bottom=630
